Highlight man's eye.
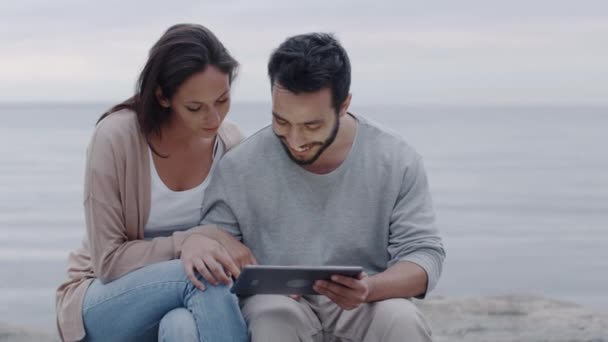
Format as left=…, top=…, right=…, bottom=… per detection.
left=186, top=107, right=201, bottom=112
left=305, top=124, right=321, bottom=130
left=216, top=98, right=229, bottom=104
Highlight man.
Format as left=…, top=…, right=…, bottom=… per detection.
left=200, top=33, right=445, bottom=341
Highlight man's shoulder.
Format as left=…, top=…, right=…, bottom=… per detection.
left=218, top=125, right=276, bottom=169
left=356, top=114, right=421, bottom=165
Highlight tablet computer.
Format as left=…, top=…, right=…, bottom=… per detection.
left=230, top=265, right=363, bottom=296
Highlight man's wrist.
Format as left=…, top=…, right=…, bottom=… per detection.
left=364, top=276, right=377, bottom=303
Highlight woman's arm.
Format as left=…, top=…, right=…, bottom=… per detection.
left=83, top=123, right=204, bottom=283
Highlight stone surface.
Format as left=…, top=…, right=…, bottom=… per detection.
left=2, top=295, right=607, bottom=341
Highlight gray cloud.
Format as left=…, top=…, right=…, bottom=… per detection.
left=0, top=0, right=606, bottom=105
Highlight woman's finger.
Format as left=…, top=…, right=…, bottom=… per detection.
left=193, top=258, right=218, bottom=286
left=203, top=256, right=232, bottom=285
left=215, top=249, right=242, bottom=279
left=183, top=260, right=206, bottom=290
left=239, top=247, right=257, bottom=266
left=248, top=251, right=258, bottom=265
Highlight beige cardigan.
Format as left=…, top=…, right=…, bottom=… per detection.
left=55, top=110, right=244, bottom=341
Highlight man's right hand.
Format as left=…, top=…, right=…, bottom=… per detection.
left=180, top=233, right=241, bottom=290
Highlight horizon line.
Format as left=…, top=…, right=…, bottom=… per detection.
left=0, top=101, right=607, bottom=109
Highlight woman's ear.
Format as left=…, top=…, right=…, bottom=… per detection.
left=155, top=86, right=170, bottom=108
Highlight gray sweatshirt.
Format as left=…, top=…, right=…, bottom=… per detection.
left=200, top=115, right=445, bottom=294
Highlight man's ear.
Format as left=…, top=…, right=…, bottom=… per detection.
left=338, top=93, right=352, bottom=117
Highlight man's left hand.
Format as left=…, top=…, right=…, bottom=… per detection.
left=313, top=272, right=371, bottom=310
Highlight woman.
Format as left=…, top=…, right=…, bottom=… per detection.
left=56, top=24, right=255, bottom=342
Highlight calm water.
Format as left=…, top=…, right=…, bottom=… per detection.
left=1, top=103, right=607, bottom=329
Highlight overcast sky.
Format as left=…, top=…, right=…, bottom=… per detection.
left=1, top=0, right=606, bottom=105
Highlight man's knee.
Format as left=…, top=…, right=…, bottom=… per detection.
left=372, top=299, right=432, bottom=339
left=244, top=295, right=307, bottom=324
left=158, top=308, right=198, bottom=342
left=242, top=295, right=320, bottom=339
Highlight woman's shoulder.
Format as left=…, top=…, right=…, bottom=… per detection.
left=87, top=109, right=143, bottom=159
left=95, top=109, right=140, bottom=140
left=218, top=120, right=245, bottom=151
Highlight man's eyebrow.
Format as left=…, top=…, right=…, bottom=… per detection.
left=273, top=113, right=323, bottom=125
left=272, top=112, right=288, bottom=121
left=303, top=119, right=322, bottom=125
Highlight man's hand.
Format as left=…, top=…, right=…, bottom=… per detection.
left=313, top=272, right=371, bottom=310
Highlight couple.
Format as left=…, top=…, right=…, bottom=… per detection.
left=56, top=23, right=445, bottom=342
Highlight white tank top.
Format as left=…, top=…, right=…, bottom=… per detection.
left=145, top=138, right=225, bottom=238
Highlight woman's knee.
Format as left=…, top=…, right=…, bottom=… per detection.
left=158, top=308, right=198, bottom=342
left=187, top=282, right=242, bottom=320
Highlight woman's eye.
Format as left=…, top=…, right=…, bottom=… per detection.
left=186, top=107, right=201, bottom=112
left=216, top=98, right=229, bottom=104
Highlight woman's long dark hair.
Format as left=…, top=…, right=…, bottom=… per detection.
left=97, top=24, right=238, bottom=139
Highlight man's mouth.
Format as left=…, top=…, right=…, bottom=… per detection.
left=293, top=145, right=312, bottom=153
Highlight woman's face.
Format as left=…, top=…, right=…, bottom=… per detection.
left=164, top=66, right=231, bottom=139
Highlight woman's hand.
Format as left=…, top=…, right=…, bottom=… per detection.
left=180, top=233, right=240, bottom=290
left=213, top=229, right=258, bottom=271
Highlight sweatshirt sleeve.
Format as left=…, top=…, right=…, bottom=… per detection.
left=199, top=161, right=243, bottom=240
left=388, top=155, right=446, bottom=297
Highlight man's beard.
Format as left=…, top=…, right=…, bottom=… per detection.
left=276, top=114, right=340, bottom=166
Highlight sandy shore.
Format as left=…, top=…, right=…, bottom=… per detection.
left=417, top=295, right=608, bottom=341
left=1, top=295, right=606, bottom=342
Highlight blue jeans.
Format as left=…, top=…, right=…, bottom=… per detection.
left=81, top=259, right=248, bottom=342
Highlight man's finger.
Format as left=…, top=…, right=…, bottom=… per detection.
left=330, top=274, right=362, bottom=290
left=316, top=280, right=359, bottom=300
left=314, top=281, right=349, bottom=301
left=316, top=280, right=365, bottom=308
left=314, top=286, right=352, bottom=309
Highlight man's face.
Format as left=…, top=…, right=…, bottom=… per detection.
left=271, top=85, right=339, bottom=165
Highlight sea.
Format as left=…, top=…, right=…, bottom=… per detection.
left=0, top=102, right=606, bottom=330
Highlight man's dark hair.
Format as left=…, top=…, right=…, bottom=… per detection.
left=268, top=33, right=351, bottom=114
